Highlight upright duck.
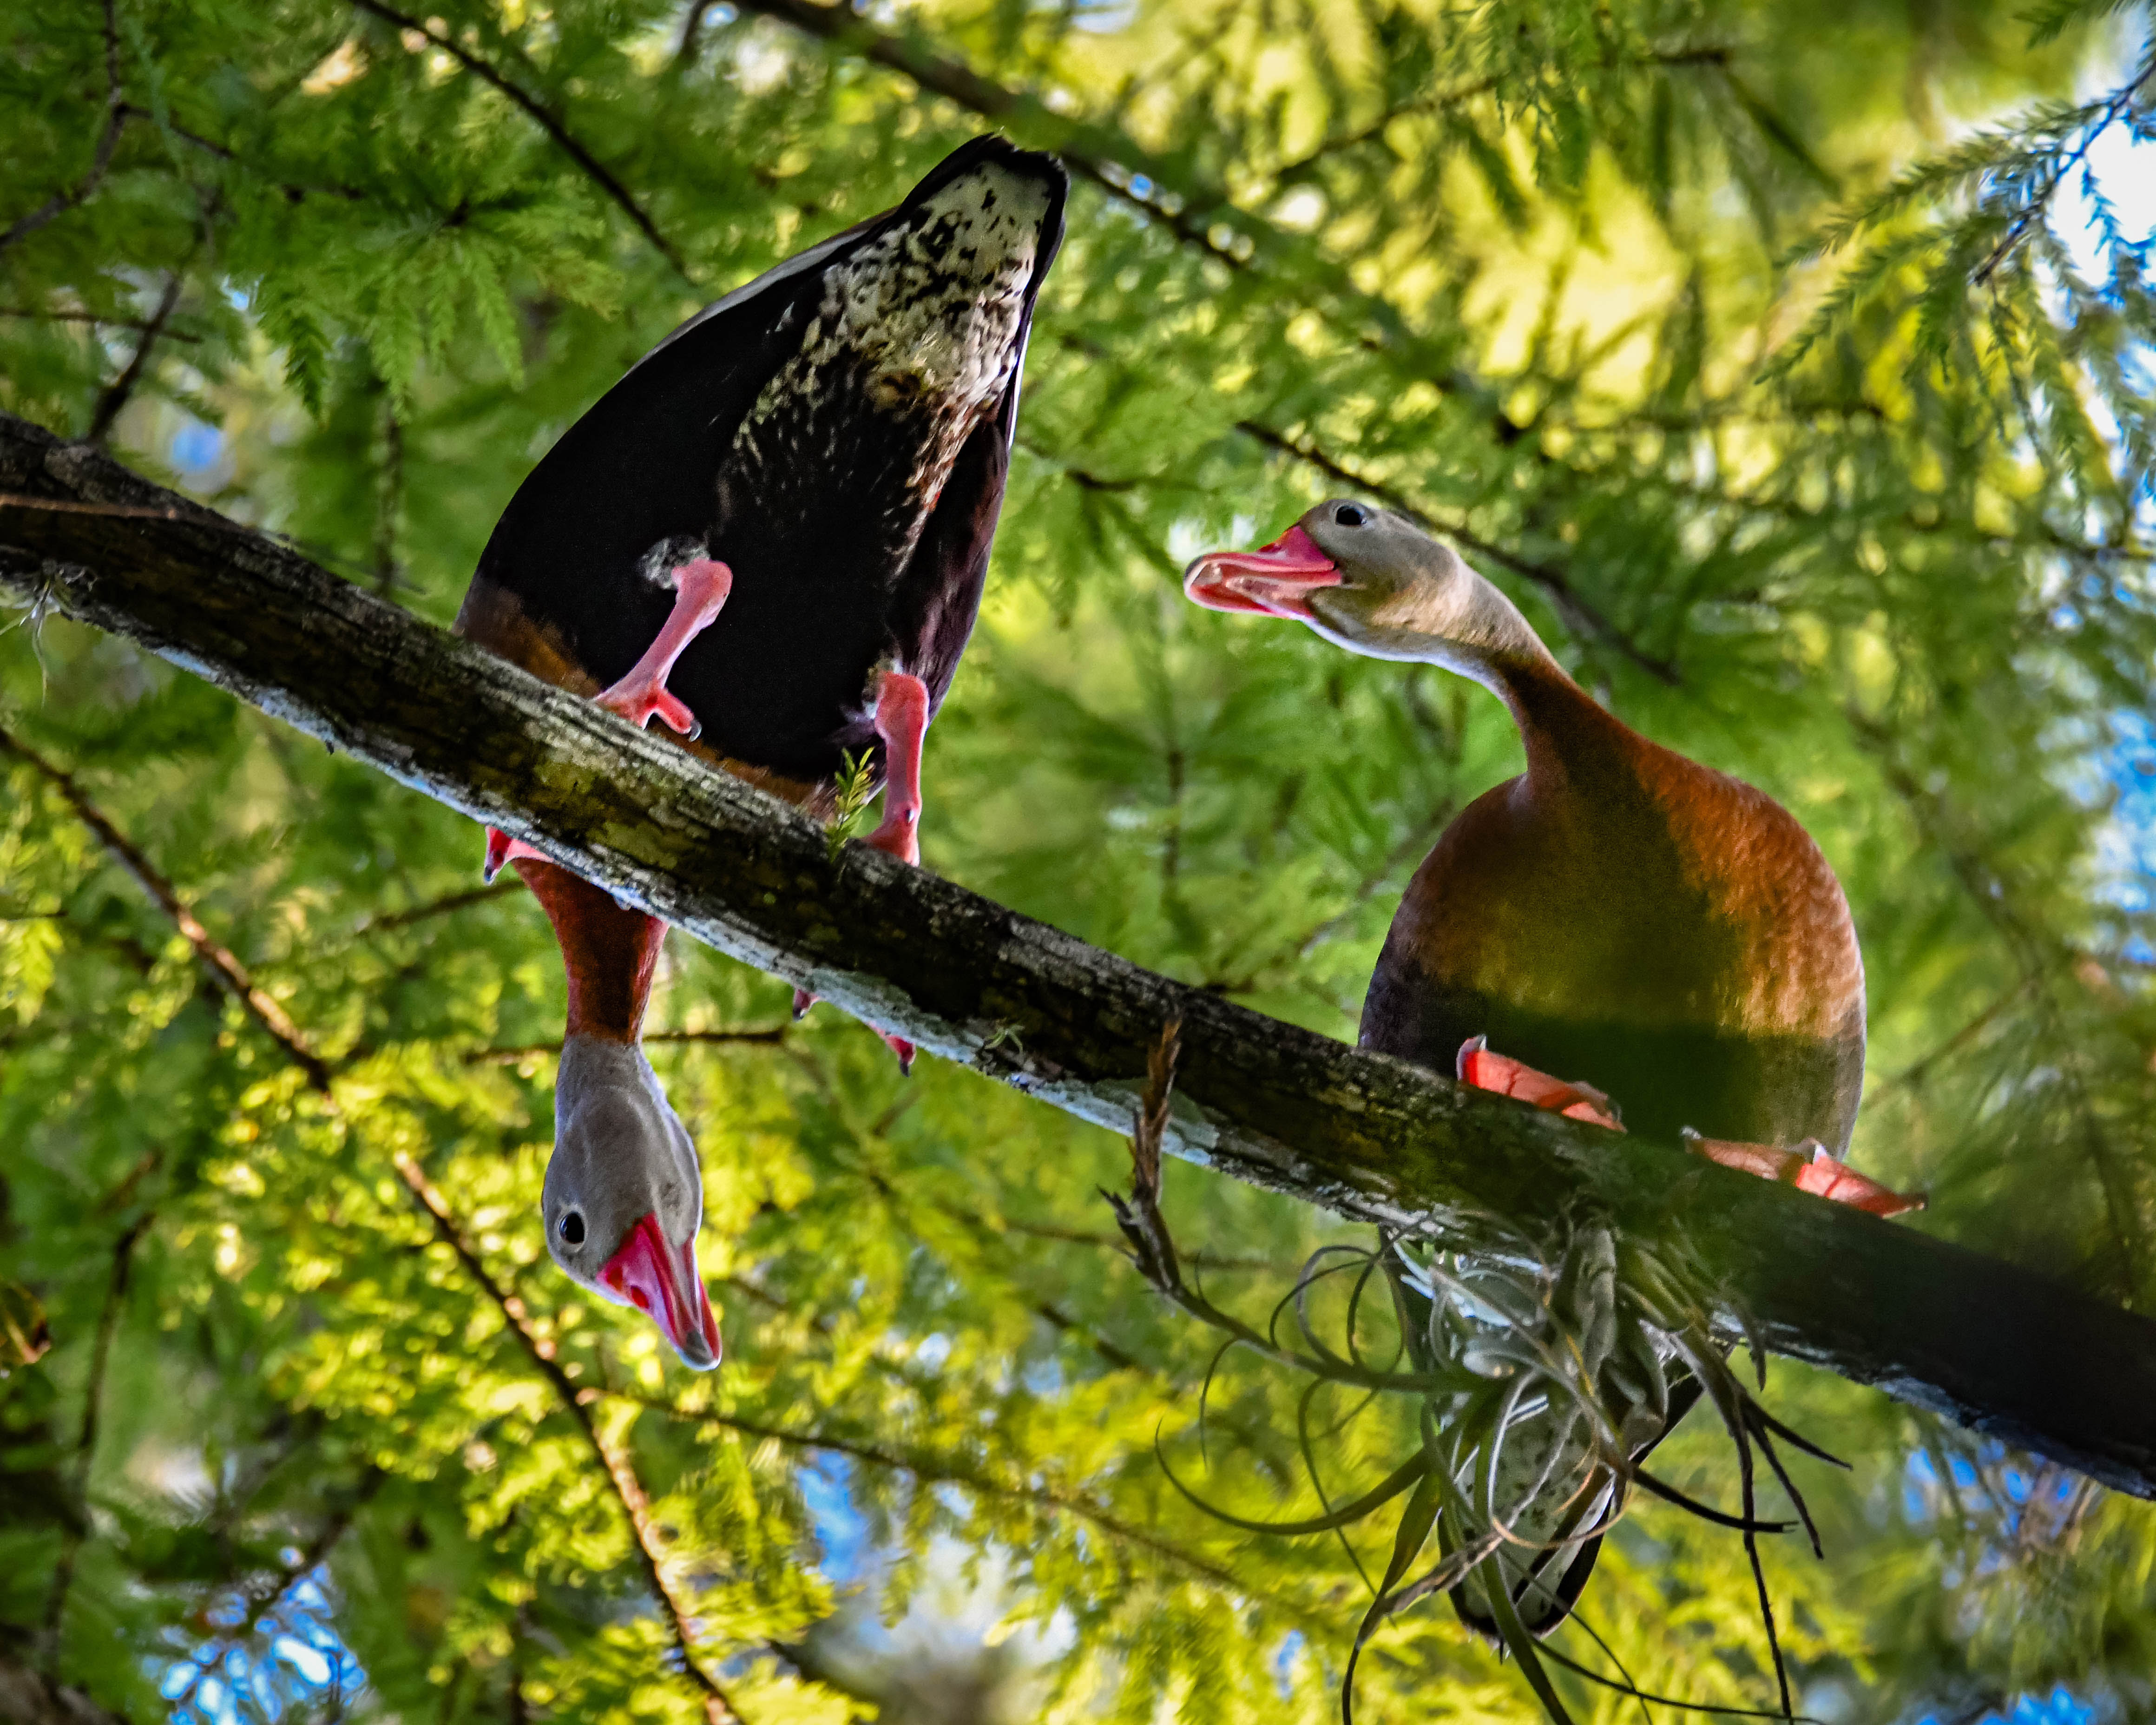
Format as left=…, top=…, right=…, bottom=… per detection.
left=1186, top=500, right=1919, bottom=1648
left=1184, top=501, right=1921, bottom=1212
left=458, top=137, right=1068, bottom=1367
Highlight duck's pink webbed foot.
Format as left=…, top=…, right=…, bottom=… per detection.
left=1456, top=1036, right=1624, bottom=1130
left=596, top=558, right=734, bottom=738
left=1682, top=1129, right=1926, bottom=1218
left=795, top=672, right=930, bottom=1073
left=481, top=559, right=732, bottom=882
left=483, top=824, right=544, bottom=884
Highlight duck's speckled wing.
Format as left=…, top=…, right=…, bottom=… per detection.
left=457, top=136, right=1066, bottom=794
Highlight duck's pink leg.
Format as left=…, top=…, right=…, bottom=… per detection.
left=483, top=559, right=733, bottom=881
left=865, top=672, right=929, bottom=867
left=1456, top=1036, right=1624, bottom=1130
left=596, top=559, right=734, bottom=736
left=866, top=673, right=929, bottom=1071
left=1682, top=1130, right=1925, bottom=1218
left=795, top=673, right=931, bottom=1071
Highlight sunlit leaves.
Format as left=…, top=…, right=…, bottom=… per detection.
left=4, top=0, right=2156, bottom=1719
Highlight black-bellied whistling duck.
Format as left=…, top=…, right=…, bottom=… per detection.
left=1186, top=500, right=1920, bottom=1644
left=1184, top=500, right=1923, bottom=1208
left=456, top=137, right=1068, bottom=1367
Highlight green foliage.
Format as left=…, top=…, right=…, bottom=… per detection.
left=3, top=0, right=2155, bottom=1720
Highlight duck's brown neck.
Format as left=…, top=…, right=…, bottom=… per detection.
left=513, top=858, right=666, bottom=1042
left=1484, top=656, right=1649, bottom=800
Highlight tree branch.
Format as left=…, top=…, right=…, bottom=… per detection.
left=348, top=0, right=689, bottom=277
left=85, top=273, right=184, bottom=447
left=0, top=0, right=128, bottom=261
left=4, top=412, right=2156, bottom=1499
left=0, top=726, right=335, bottom=1091
left=38, top=1217, right=149, bottom=1680
left=732, top=0, right=1462, bottom=378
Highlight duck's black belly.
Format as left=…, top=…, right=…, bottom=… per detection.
left=462, top=138, right=1065, bottom=787
left=1357, top=764, right=1866, bottom=1153
left=1361, top=965, right=1862, bottom=1151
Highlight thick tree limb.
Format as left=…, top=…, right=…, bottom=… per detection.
left=4, top=412, right=2156, bottom=1499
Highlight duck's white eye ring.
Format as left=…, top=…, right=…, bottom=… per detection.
left=558, top=1211, right=586, bottom=1246
left=1334, top=503, right=1370, bottom=527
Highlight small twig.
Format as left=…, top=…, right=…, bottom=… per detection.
left=0, top=0, right=128, bottom=260
left=352, top=881, right=519, bottom=932
left=675, top=0, right=713, bottom=67
left=628, top=1393, right=1256, bottom=1594
left=348, top=0, right=688, bottom=277
left=39, top=1216, right=150, bottom=1679
left=461, top=1024, right=791, bottom=1064
left=167, top=1470, right=384, bottom=1713
left=0, top=493, right=199, bottom=523
left=994, top=1213, right=1285, bottom=1274
left=1294, top=791, right=1458, bottom=959
left=1972, top=62, right=2156, bottom=286
left=0, top=307, right=202, bottom=343
left=1105, top=1018, right=1184, bottom=1295
left=86, top=274, right=185, bottom=447
left=370, top=390, right=403, bottom=600
left=1864, top=978, right=2031, bottom=1104
left=0, top=726, right=333, bottom=1091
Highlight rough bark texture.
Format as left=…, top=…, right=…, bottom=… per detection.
left=4, top=409, right=2155, bottom=1497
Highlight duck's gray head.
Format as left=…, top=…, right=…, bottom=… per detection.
left=543, top=1035, right=721, bottom=1370
left=1184, top=500, right=1556, bottom=684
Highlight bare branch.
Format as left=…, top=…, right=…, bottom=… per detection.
left=0, top=307, right=202, bottom=343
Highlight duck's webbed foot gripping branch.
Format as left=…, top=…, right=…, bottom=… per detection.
left=5, top=409, right=2156, bottom=1497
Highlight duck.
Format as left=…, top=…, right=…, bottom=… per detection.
left=1184, top=499, right=1921, bottom=1636
left=456, top=136, right=1069, bottom=1368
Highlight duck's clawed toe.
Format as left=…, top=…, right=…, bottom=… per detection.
left=595, top=558, right=734, bottom=739
left=1456, top=1036, right=1624, bottom=1130
left=1682, top=1128, right=1925, bottom=1217
left=788, top=987, right=913, bottom=1072
left=483, top=826, right=545, bottom=883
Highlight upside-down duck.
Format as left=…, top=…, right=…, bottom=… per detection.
left=1184, top=500, right=1921, bottom=1632
left=456, top=137, right=1068, bottom=1368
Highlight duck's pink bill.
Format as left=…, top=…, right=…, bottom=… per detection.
left=599, top=1211, right=723, bottom=1369
left=1183, top=525, right=1342, bottom=619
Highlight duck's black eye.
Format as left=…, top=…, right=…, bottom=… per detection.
left=1334, top=503, right=1369, bottom=527
left=558, top=1211, right=585, bottom=1247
